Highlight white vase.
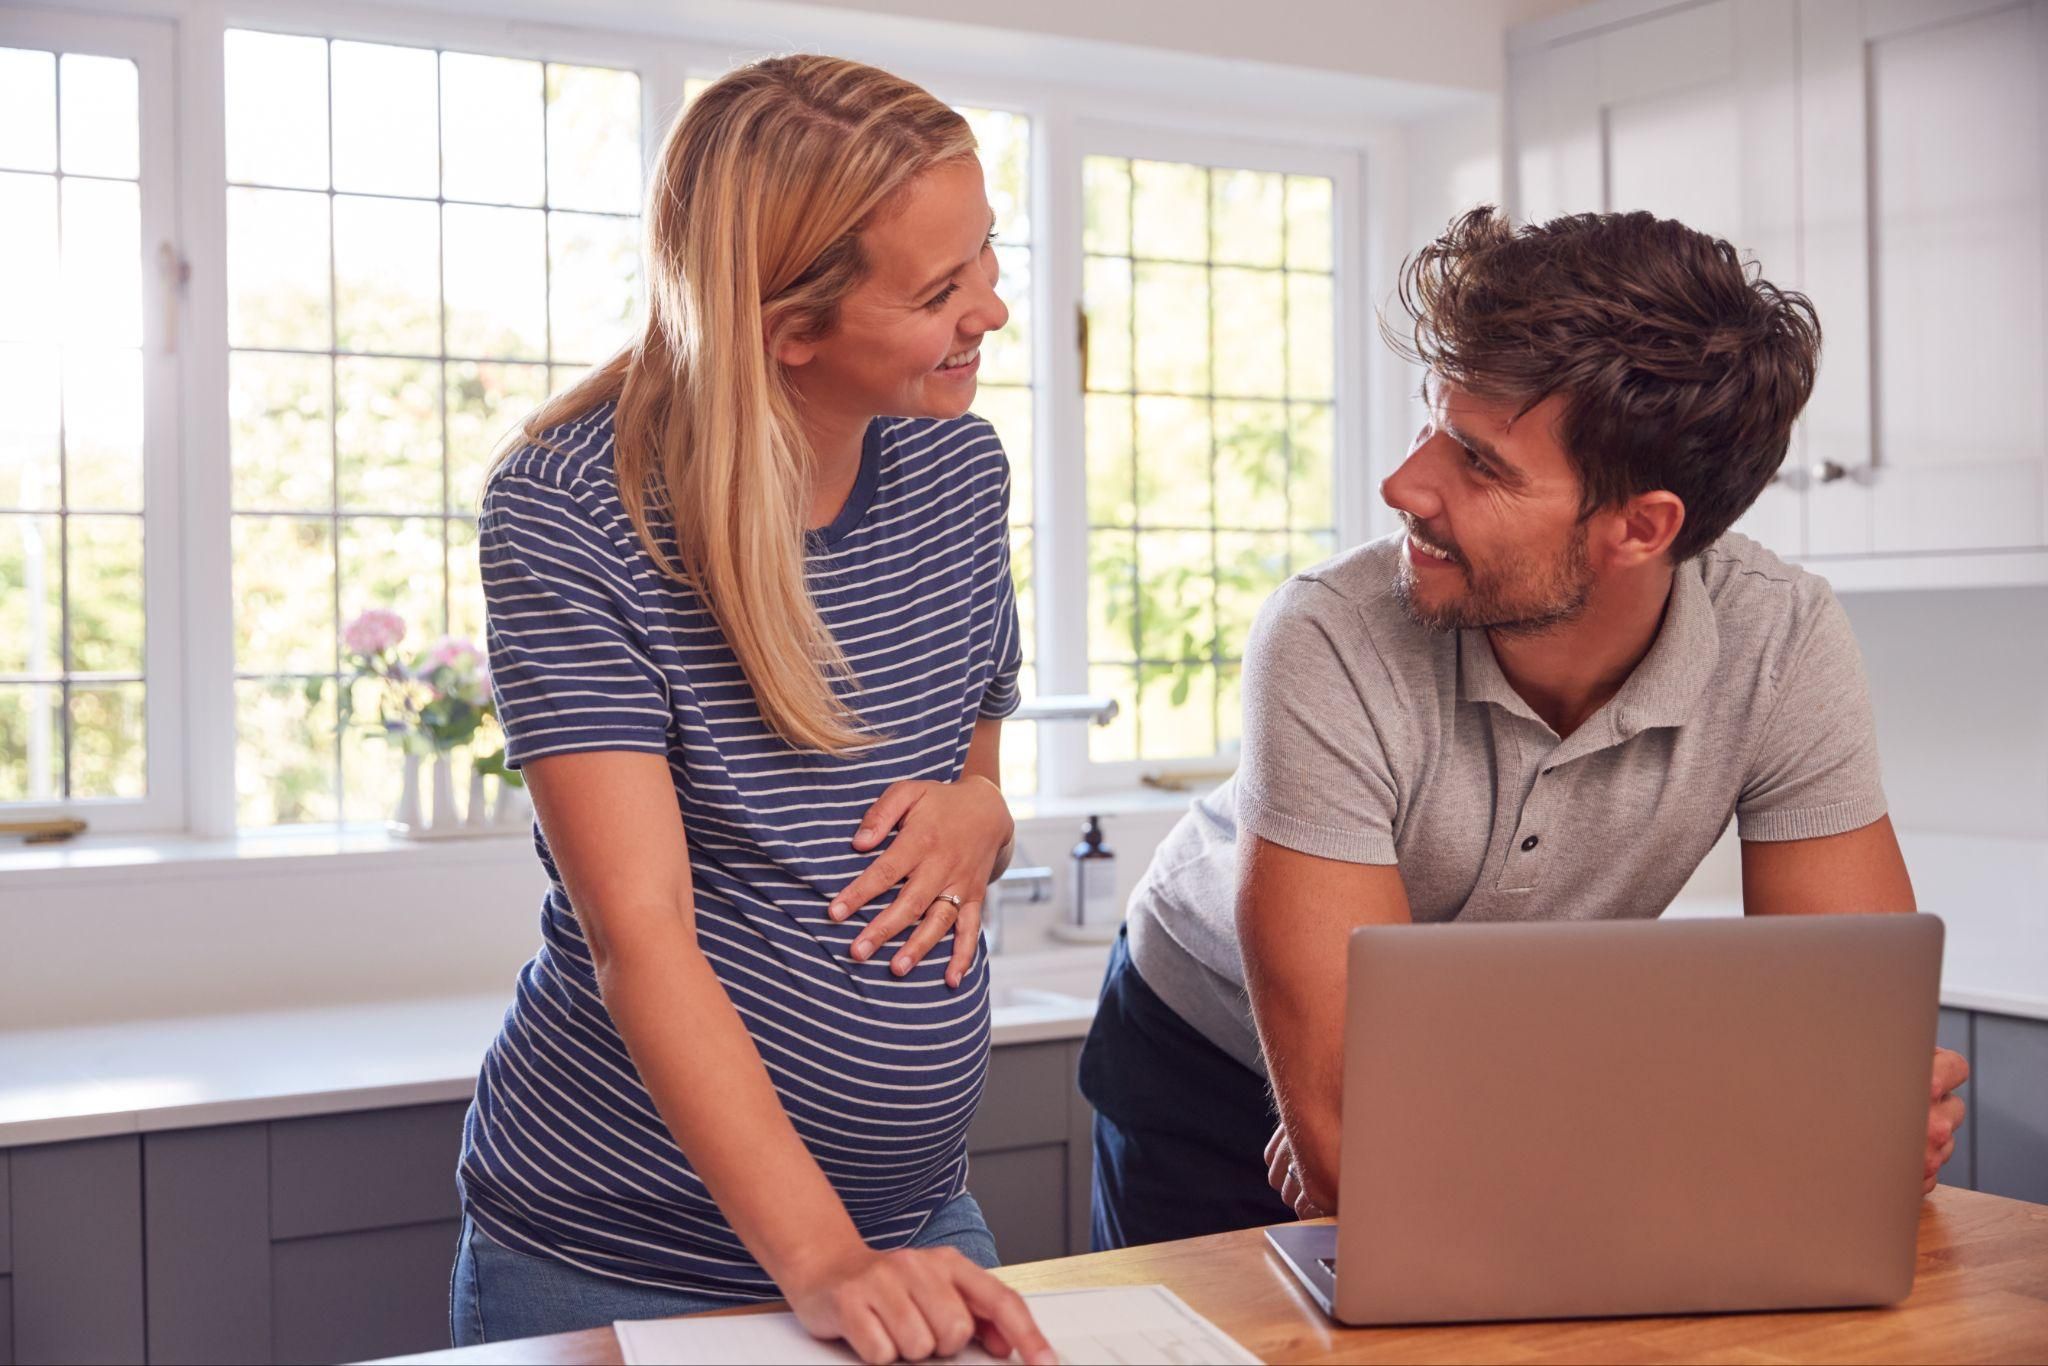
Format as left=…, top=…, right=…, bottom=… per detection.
left=393, top=752, right=423, bottom=830
left=429, top=753, right=458, bottom=830
left=466, top=765, right=490, bottom=828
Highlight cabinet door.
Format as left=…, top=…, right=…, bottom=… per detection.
left=1511, top=0, right=1805, bottom=555
left=1801, top=0, right=2048, bottom=556
left=1975, top=1012, right=2048, bottom=1204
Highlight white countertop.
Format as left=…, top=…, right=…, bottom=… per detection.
left=0, top=958, right=1107, bottom=1150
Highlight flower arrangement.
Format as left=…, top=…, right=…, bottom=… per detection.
left=339, top=608, right=524, bottom=834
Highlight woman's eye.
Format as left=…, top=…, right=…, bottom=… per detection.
left=923, top=282, right=961, bottom=312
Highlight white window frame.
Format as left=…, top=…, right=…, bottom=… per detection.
left=0, top=6, right=186, bottom=834
left=10, top=0, right=1383, bottom=838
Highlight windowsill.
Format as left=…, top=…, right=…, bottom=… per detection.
left=0, top=784, right=1216, bottom=889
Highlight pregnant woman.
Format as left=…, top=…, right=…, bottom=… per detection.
left=450, top=55, right=1052, bottom=1365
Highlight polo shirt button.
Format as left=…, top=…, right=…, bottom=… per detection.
left=1521, top=834, right=1540, bottom=852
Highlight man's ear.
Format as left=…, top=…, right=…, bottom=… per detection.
left=1614, top=490, right=1685, bottom=565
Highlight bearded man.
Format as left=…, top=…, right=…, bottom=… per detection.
left=1078, top=207, right=1970, bottom=1250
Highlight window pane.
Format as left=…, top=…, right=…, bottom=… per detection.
left=545, top=64, right=641, bottom=214
left=447, top=516, right=484, bottom=643
left=333, top=194, right=439, bottom=355
left=1082, top=256, right=1132, bottom=392
left=1213, top=400, right=1289, bottom=529
left=1132, top=160, right=1207, bottom=262
left=0, top=173, right=58, bottom=343
left=231, top=352, right=332, bottom=511
left=1285, top=175, right=1333, bottom=271
left=331, top=41, right=437, bottom=197
left=0, top=683, right=61, bottom=803
left=63, top=348, right=144, bottom=511
left=338, top=516, right=445, bottom=641
left=441, top=53, right=544, bottom=206
left=1137, top=661, right=1214, bottom=759
left=1133, top=263, right=1208, bottom=395
left=1088, top=529, right=1137, bottom=664
left=235, top=676, right=338, bottom=826
left=1286, top=273, right=1335, bottom=400
left=1134, top=395, right=1211, bottom=528
left=58, top=54, right=139, bottom=179
left=227, top=188, right=330, bottom=349
left=1215, top=532, right=1290, bottom=657
left=964, top=107, right=1030, bottom=243
left=66, top=514, right=144, bottom=674
left=447, top=362, right=548, bottom=514
left=1134, top=529, right=1213, bottom=662
left=1210, top=169, right=1282, bottom=268
left=61, top=177, right=140, bottom=349
left=0, top=342, right=62, bottom=509
left=339, top=674, right=402, bottom=824
left=1083, top=156, right=1130, bottom=256
left=1085, top=393, right=1134, bottom=527
left=69, top=681, right=145, bottom=798
left=0, top=513, right=62, bottom=675
left=0, top=49, right=56, bottom=173
left=984, top=246, right=1032, bottom=385
left=225, top=30, right=327, bottom=189
left=1291, top=529, right=1337, bottom=573
left=548, top=211, right=639, bottom=364
left=336, top=357, right=441, bottom=513
left=444, top=204, right=546, bottom=360
left=234, top=516, right=335, bottom=672
left=1212, top=268, right=1285, bottom=399
left=1216, top=662, right=1243, bottom=752
left=1289, top=404, right=1335, bottom=526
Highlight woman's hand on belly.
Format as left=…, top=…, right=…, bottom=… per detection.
left=828, top=774, right=1015, bottom=988
left=785, top=1243, right=1054, bottom=1366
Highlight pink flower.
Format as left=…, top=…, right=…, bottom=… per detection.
left=342, top=607, right=406, bottom=657
left=427, top=636, right=483, bottom=671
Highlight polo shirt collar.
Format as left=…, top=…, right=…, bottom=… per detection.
left=1456, top=556, right=1720, bottom=749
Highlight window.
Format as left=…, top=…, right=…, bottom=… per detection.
left=0, top=16, right=178, bottom=829
left=0, top=8, right=1362, bottom=838
left=1079, top=154, right=1337, bottom=769
left=222, top=30, right=644, bottom=825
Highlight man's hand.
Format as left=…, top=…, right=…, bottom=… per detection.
left=828, top=776, right=1014, bottom=988
left=1925, top=1046, right=1969, bottom=1195
left=1264, top=1125, right=1333, bottom=1220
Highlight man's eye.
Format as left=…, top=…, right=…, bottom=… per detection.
left=923, top=283, right=961, bottom=311
left=1461, top=445, right=1492, bottom=477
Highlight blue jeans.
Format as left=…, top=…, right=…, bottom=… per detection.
left=449, top=1192, right=1001, bottom=1346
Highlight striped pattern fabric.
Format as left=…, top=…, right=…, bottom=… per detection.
left=458, top=404, right=1022, bottom=1297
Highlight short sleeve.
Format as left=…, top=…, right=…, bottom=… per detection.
left=1234, top=578, right=1400, bottom=864
left=1736, top=589, right=1888, bottom=841
left=479, top=454, right=671, bottom=768
left=977, top=437, right=1023, bottom=721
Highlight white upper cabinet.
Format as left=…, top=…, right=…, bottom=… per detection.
left=1802, top=0, right=2048, bottom=557
left=1510, top=0, right=2048, bottom=581
left=1511, top=0, right=1805, bottom=555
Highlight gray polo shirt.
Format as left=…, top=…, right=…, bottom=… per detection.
left=1125, top=530, right=1889, bottom=1075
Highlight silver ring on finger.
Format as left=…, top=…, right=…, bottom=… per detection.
left=932, top=892, right=963, bottom=910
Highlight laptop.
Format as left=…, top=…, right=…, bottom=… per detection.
left=1267, top=914, right=1943, bottom=1324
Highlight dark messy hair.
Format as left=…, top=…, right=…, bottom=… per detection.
left=1386, top=207, right=1821, bottom=562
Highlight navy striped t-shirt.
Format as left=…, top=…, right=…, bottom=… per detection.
left=458, top=403, right=1022, bottom=1297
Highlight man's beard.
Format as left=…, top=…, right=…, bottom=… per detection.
left=1392, top=516, right=1595, bottom=636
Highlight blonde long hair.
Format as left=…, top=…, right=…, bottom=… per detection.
left=502, top=56, right=977, bottom=753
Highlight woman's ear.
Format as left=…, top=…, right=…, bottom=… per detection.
left=772, top=334, right=817, bottom=368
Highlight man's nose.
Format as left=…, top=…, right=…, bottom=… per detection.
left=1381, top=440, right=1444, bottom=523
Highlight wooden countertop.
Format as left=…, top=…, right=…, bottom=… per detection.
left=382, top=1186, right=2048, bottom=1364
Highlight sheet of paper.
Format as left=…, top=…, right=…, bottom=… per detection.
left=614, top=1284, right=1260, bottom=1365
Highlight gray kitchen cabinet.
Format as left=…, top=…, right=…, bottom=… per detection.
left=9, top=1135, right=145, bottom=1365
left=1937, top=1008, right=1975, bottom=1191
left=965, top=1040, right=1096, bottom=1263
left=1976, top=1013, right=2048, bottom=1205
